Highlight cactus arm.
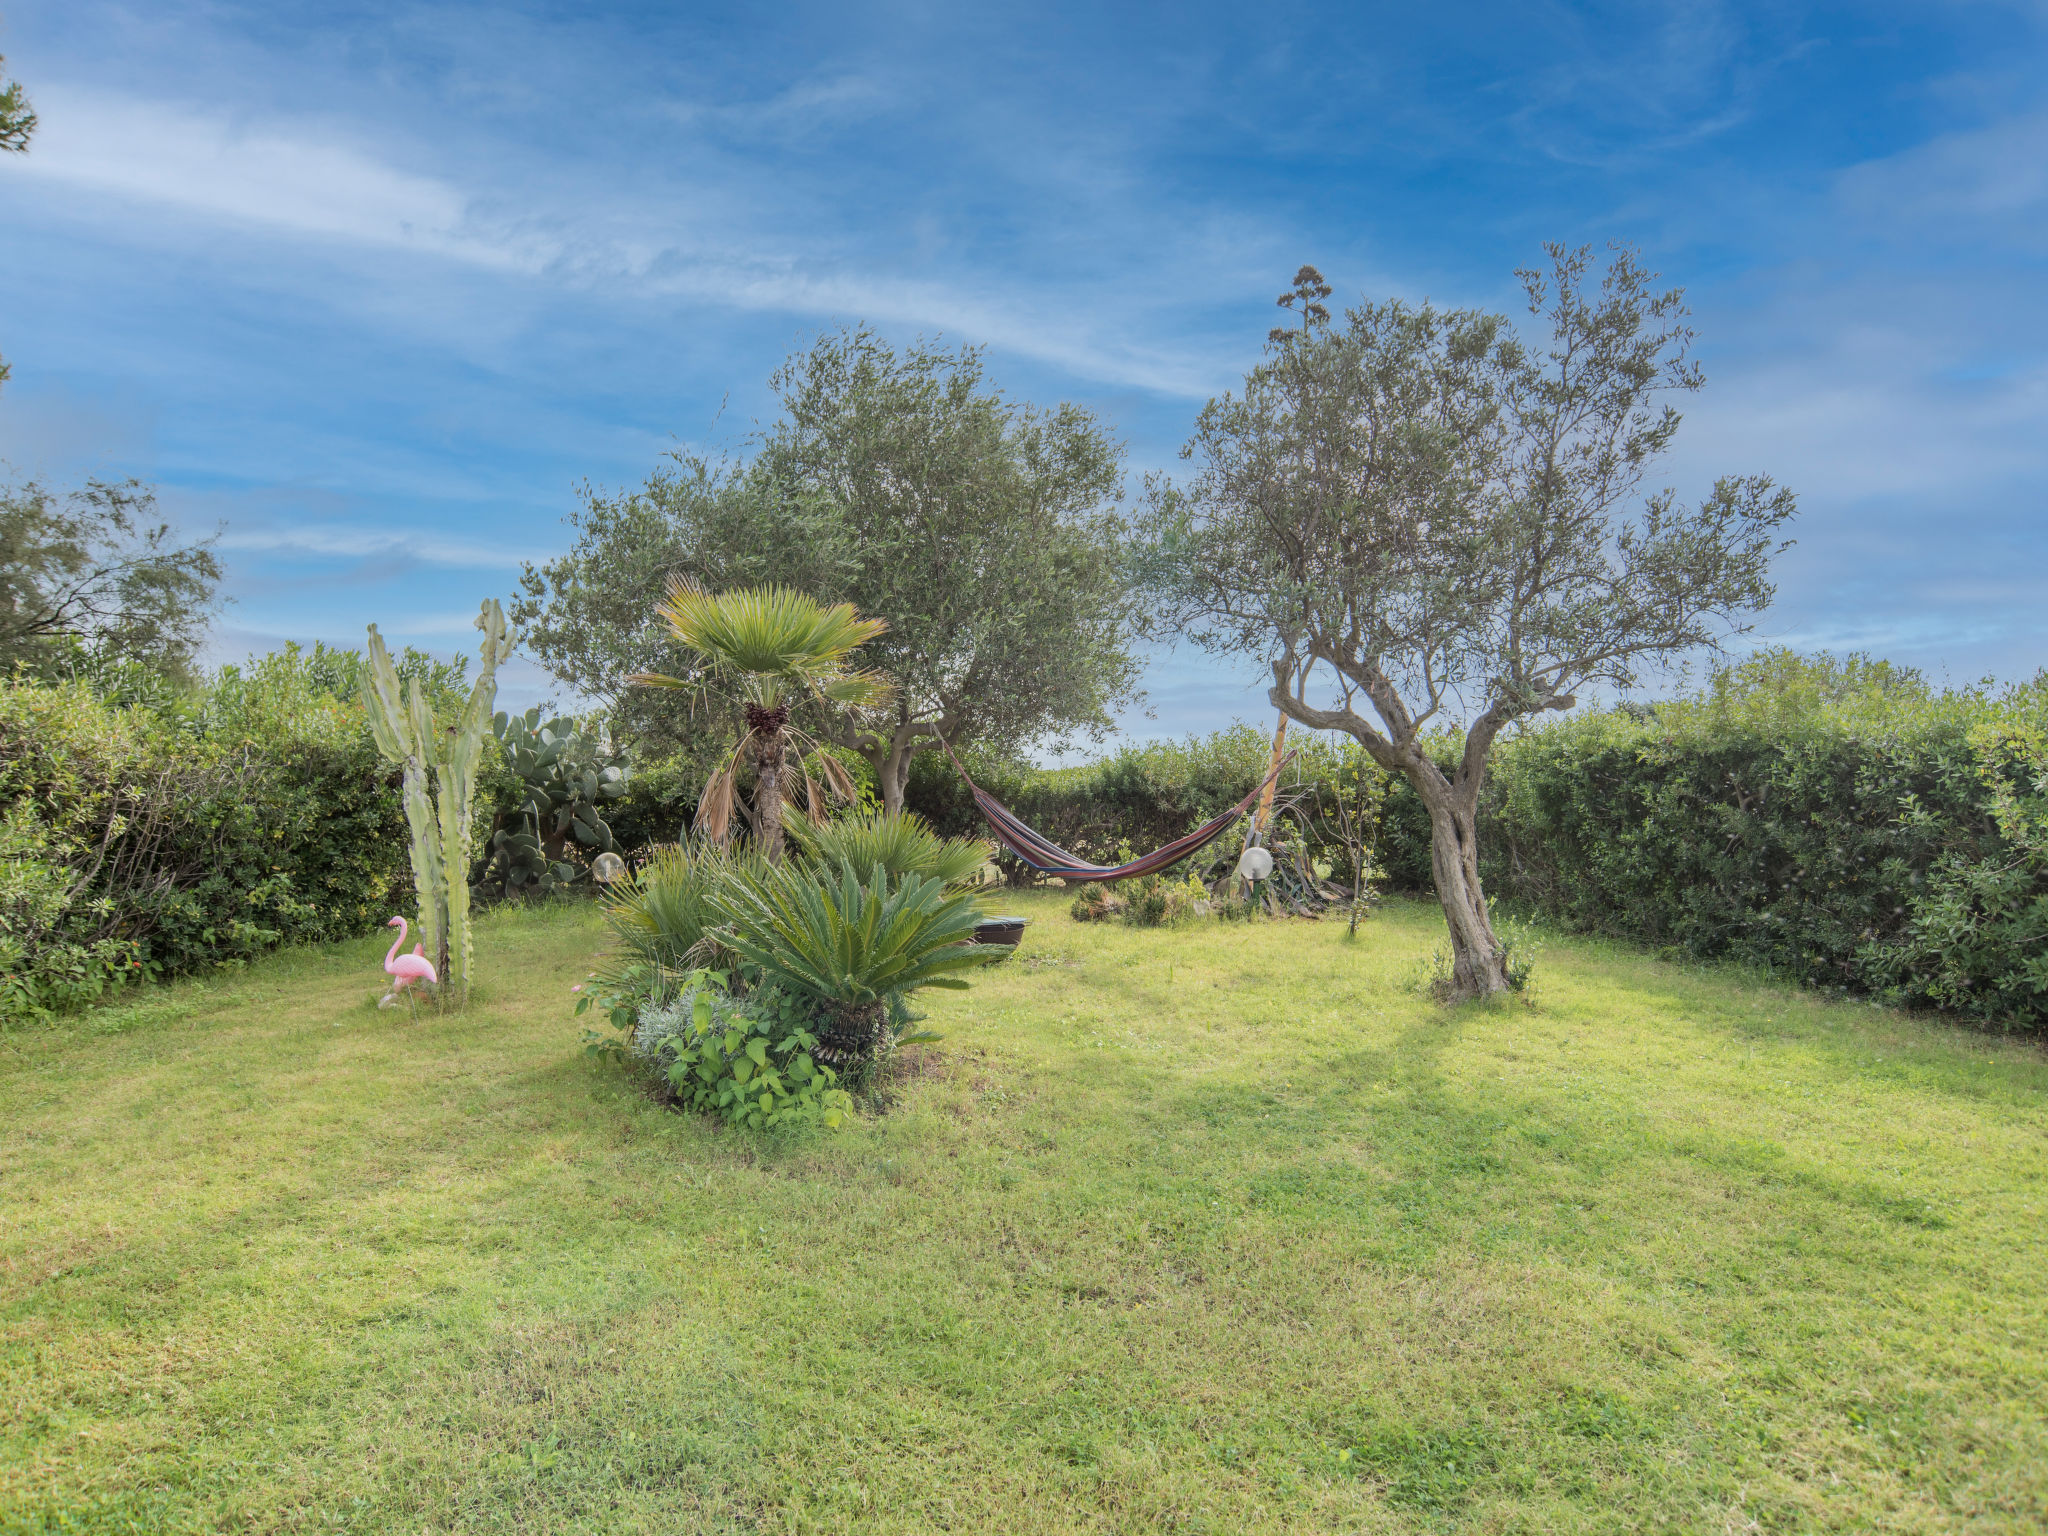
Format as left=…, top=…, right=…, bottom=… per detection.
left=404, top=676, right=443, bottom=771
left=439, top=599, right=506, bottom=995
left=461, top=601, right=509, bottom=740
left=361, top=626, right=413, bottom=762
left=404, top=677, right=450, bottom=972
left=437, top=746, right=474, bottom=993
left=399, top=735, right=448, bottom=972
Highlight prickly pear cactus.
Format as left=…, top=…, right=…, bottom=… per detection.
left=363, top=599, right=508, bottom=1000
left=483, top=709, right=629, bottom=895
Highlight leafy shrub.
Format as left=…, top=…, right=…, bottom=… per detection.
left=1119, top=872, right=1206, bottom=928
left=1069, top=883, right=1113, bottom=922
left=1, top=662, right=425, bottom=1020
left=0, top=798, right=139, bottom=1017
left=1890, top=717, right=2048, bottom=1018
left=652, top=975, right=853, bottom=1130
left=630, top=973, right=748, bottom=1073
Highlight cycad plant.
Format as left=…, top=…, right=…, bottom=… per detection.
left=631, top=581, right=893, bottom=861
left=594, top=839, right=767, bottom=1005
left=708, top=861, right=1008, bottom=1069
left=787, top=810, right=991, bottom=887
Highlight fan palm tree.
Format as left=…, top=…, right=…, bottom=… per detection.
left=631, top=580, right=895, bottom=860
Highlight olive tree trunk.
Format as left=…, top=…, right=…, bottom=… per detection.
left=832, top=706, right=962, bottom=819
left=877, top=735, right=914, bottom=816
left=1416, top=779, right=1510, bottom=999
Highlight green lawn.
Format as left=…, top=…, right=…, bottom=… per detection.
left=2, top=894, right=2044, bottom=1534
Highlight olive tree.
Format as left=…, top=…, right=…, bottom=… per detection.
left=1, top=477, right=222, bottom=682
left=517, top=330, right=1140, bottom=812
left=754, top=328, right=1138, bottom=810
left=1141, top=247, right=1796, bottom=999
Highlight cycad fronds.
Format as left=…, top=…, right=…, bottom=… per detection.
left=597, top=839, right=770, bottom=994
left=708, top=862, right=1005, bottom=1008
left=788, top=811, right=992, bottom=887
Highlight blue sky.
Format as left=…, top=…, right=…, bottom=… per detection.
left=2, top=0, right=2044, bottom=745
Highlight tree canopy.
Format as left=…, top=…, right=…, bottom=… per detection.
left=515, top=329, right=1140, bottom=809
left=1139, top=247, right=1796, bottom=997
left=1, top=477, right=224, bottom=684
left=1, top=54, right=37, bottom=393
left=0, top=55, right=31, bottom=155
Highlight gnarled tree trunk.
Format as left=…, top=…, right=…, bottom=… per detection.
left=1417, top=781, right=1509, bottom=999
left=833, top=705, right=960, bottom=820
left=878, top=736, right=914, bottom=816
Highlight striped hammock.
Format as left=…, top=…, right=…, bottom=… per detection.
left=940, top=739, right=1296, bottom=882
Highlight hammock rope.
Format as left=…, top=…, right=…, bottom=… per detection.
left=937, top=736, right=1298, bottom=883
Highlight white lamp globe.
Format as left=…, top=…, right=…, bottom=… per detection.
left=592, top=851, right=627, bottom=885
left=1236, top=846, right=1275, bottom=881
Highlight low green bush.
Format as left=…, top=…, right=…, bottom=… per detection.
left=584, top=839, right=1002, bottom=1120
left=629, top=973, right=852, bottom=1130
left=1119, top=871, right=1207, bottom=928
left=787, top=809, right=991, bottom=886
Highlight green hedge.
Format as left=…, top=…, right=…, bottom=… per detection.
left=1437, top=671, right=2048, bottom=1027
left=1, top=647, right=513, bottom=1021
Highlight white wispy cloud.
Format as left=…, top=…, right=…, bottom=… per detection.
left=13, top=85, right=553, bottom=268
left=10, top=82, right=1238, bottom=399
left=1836, top=107, right=2048, bottom=238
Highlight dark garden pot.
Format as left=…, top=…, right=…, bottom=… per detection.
left=973, top=916, right=1028, bottom=948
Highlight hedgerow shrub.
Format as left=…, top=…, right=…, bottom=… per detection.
left=1, top=645, right=511, bottom=1021
left=1418, top=653, right=2048, bottom=1027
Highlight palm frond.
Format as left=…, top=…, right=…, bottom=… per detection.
left=810, top=749, right=858, bottom=805
left=797, top=758, right=830, bottom=825
left=816, top=667, right=898, bottom=711
left=652, top=578, right=888, bottom=685
left=697, top=764, right=738, bottom=844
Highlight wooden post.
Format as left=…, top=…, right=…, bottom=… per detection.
left=1228, top=710, right=1290, bottom=903
left=1252, top=712, right=1289, bottom=842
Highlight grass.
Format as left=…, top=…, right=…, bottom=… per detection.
left=2, top=892, right=2045, bottom=1534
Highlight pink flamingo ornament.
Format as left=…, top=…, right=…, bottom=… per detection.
left=379, top=915, right=438, bottom=1018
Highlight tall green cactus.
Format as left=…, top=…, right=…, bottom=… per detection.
left=363, top=599, right=508, bottom=1000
